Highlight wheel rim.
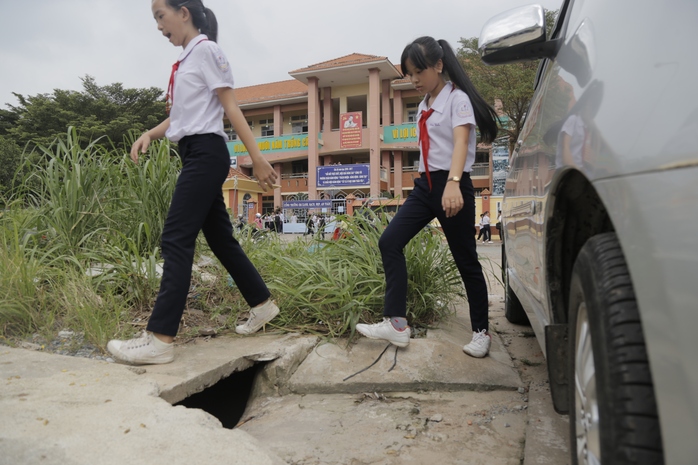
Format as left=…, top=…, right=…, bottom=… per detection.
left=574, top=302, right=601, bottom=465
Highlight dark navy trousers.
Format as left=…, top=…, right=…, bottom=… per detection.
left=378, top=170, right=489, bottom=332
left=147, top=134, right=270, bottom=336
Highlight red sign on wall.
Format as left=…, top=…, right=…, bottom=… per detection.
left=340, top=112, right=362, bottom=149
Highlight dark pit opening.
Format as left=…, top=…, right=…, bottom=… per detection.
left=173, top=363, right=262, bottom=429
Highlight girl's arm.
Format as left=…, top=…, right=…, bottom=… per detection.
left=130, top=118, right=170, bottom=163
left=216, top=87, right=278, bottom=191
left=442, top=124, right=470, bottom=218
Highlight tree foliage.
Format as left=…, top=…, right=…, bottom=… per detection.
left=458, top=10, right=558, bottom=155
left=3, top=75, right=166, bottom=153
left=0, top=136, right=21, bottom=198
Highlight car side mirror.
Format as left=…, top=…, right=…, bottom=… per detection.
left=479, top=4, right=561, bottom=65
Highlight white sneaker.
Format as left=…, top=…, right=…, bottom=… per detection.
left=463, top=329, right=491, bottom=358
left=236, top=300, right=280, bottom=335
left=107, top=331, right=174, bottom=365
left=488, top=241, right=493, bottom=244
left=356, top=318, right=411, bottom=347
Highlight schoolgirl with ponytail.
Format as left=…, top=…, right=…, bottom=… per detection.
left=356, top=36, right=499, bottom=358
left=107, top=0, right=281, bottom=365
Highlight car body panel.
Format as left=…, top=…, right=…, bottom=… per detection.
left=489, top=0, right=698, bottom=462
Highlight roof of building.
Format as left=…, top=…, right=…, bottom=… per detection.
left=231, top=56, right=409, bottom=103
left=226, top=167, right=253, bottom=180
left=290, top=53, right=391, bottom=73
left=234, top=80, right=308, bottom=105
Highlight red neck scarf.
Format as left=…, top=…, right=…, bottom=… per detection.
left=418, top=107, right=436, bottom=191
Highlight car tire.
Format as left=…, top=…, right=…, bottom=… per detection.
left=501, top=242, right=529, bottom=325
left=567, top=233, right=663, bottom=465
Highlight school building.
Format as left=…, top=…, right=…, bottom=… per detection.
left=223, top=53, right=501, bottom=230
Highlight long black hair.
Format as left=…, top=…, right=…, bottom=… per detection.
left=167, top=0, right=218, bottom=42
left=401, top=36, right=499, bottom=143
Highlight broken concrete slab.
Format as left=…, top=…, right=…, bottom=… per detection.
left=0, top=347, right=285, bottom=465
left=287, top=336, right=522, bottom=395
left=140, top=332, right=316, bottom=404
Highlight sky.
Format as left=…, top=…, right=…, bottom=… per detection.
left=0, top=0, right=563, bottom=109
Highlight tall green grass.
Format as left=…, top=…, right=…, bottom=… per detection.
left=1, top=129, right=481, bottom=348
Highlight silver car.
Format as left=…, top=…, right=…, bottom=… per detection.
left=479, top=2, right=698, bottom=464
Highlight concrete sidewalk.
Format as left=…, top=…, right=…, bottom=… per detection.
left=1, top=254, right=568, bottom=465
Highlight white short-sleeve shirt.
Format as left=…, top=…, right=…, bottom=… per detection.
left=165, top=34, right=235, bottom=142
left=556, top=114, right=585, bottom=168
left=417, top=81, right=477, bottom=173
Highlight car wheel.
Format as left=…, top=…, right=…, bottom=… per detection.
left=501, top=242, right=529, bottom=325
left=568, top=233, right=663, bottom=465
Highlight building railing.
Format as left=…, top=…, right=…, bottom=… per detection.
left=281, top=173, right=309, bottom=180
left=471, top=163, right=490, bottom=177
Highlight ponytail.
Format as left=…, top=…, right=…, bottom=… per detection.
left=168, top=0, right=218, bottom=42
left=200, top=7, right=218, bottom=42
left=401, top=36, right=499, bottom=143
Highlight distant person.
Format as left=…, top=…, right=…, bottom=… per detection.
left=356, top=36, right=499, bottom=358
left=476, top=213, right=485, bottom=242
left=496, top=210, right=502, bottom=241
left=317, top=215, right=326, bottom=239
left=273, top=209, right=282, bottom=233
left=482, top=211, right=492, bottom=243
left=304, top=216, right=314, bottom=236
left=107, top=0, right=280, bottom=366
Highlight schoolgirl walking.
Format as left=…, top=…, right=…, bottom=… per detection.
left=356, top=36, right=499, bottom=357
left=108, top=0, right=280, bottom=365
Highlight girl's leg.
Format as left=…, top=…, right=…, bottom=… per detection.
left=146, top=136, right=231, bottom=337
left=202, top=190, right=270, bottom=308
left=435, top=177, right=489, bottom=333
left=197, top=138, right=276, bottom=335
left=379, top=177, right=435, bottom=318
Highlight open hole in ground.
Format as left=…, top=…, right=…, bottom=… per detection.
left=173, top=363, right=263, bottom=429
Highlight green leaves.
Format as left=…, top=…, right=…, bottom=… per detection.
left=0, top=129, right=174, bottom=342
left=3, top=75, right=166, bottom=155
left=247, top=211, right=464, bottom=337
left=1, top=132, right=478, bottom=347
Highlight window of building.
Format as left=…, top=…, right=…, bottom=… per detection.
left=262, top=196, right=274, bottom=215
left=406, top=102, right=418, bottom=123
left=407, top=151, right=420, bottom=169
left=259, top=118, right=274, bottom=137
left=226, top=120, right=252, bottom=140
left=292, top=160, right=308, bottom=174
left=346, top=96, right=367, bottom=126
left=290, top=114, right=308, bottom=134
left=475, top=151, right=490, bottom=164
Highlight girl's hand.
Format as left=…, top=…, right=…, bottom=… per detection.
left=252, top=157, right=278, bottom=191
left=130, top=133, right=151, bottom=164
left=442, top=181, right=463, bottom=218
